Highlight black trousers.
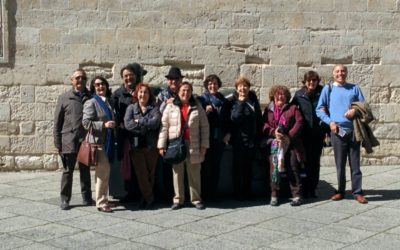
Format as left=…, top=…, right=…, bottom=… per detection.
left=60, top=153, right=92, bottom=202
left=302, top=137, right=324, bottom=196
left=232, top=145, right=254, bottom=200
left=201, top=140, right=225, bottom=201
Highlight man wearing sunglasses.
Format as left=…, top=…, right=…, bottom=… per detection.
left=54, top=69, right=93, bottom=210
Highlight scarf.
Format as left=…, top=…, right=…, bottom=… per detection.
left=93, top=95, right=115, bottom=162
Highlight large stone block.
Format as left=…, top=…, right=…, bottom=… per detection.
left=310, top=31, right=343, bottom=46
left=40, top=0, right=68, bottom=10
left=219, top=47, right=246, bottom=65
left=373, top=65, right=400, bottom=87
left=174, top=29, right=206, bottom=45
left=390, top=88, right=400, bottom=104
left=262, top=65, right=298, bottom=88
left=117, top=29, right=150, bottom=45
left=0, top=104, right=11, bottom=122
left=16, top=27, right=40, bottom=45
left=76, top=10, right=108, bottom=28
left=94, top=29, right=117, bottom=45
left=20, top=85, right=35, bottom=103
left=20, top=122, right=35, bottom=135
left=320, top=46, right=353, bottom=64
left=239, top=64, right=263, bottom=88
left=105, top=11, right=130, bottom=29
left=20, top=10, right=54, bottom=28
left=53, top=10, right=78, bottom=28
left=271, top=0, right=301, bottom=12
left=245, top=45, right=270, bottom=64
left=0, top=122, right=19, bottom=135
left=137, top=45, right=164, bottom=64
left=232, top=13, right=260, bottom=29
left=128, top=12, right=163, bottom=29
left=15, top=156, right=43, bottom=170
left=36, top=44, right=72, bottom=64
left=43, top=154, right=59, bottom=170
left=334, top=0, right=367, bottom=11
left=204, top=65, right=240, bottom=87
left=353, top=46, right=381, bottom=64
left=45, top=64, right=75, bottom=85
left=98, top=0, right=122, bottom=11
left=15, top=45, right=36, bottom=65
left=381, top=46, right=400, bottom=65
left=0, top=69, right=14, bottom=86
left=341, top=30, right=364, bottom=46
left=363, top=30, right=400, bottom=46
left=301, top=0, right=334, bottom=11
left=39, top=28, right=62, bottom=44
left=62, top=28, right=94, bottom=44
left=0, top=136, right=10, bottom=152
left=0, top=156, right=15, bottom=170
left=206, top=29, right=229, bottom=45
left=243, top=0, right=272, bottom=12
left=254, top=29, right=274, bottom=46
left=272, top=29, right=310, bottom=46
left=229, top=29, right=254, bottom=46
left=379, top=104, right=400, bottom=122
left=10, top=136, right=45, bottom=154
left=370, top=87, right=390, bottom=104
left=13, top=64, right=46, bottom=85
left=372, top=123, right=400, bottom=140
left=346, top=65, right=374, bottom=87
left=69, top=0, right=98, bottom=10
left=367, top=0, right=397, bottom=11
left=192, top=46, right=220, bottom=65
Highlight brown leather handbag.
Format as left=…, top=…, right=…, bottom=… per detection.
left=77, top=126, right=100, bottom=166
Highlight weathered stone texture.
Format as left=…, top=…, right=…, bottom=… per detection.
left=3, top=1, right=400, bottom=169
left=15, top=156, right=43, bottom=170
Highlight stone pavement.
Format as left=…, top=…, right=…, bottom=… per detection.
left=1, top=165, right=400, bottom=250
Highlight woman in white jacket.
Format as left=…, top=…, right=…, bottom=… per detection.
left=158, top=82, right=209, bottom=210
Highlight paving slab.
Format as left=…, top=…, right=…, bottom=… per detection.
left=1, top=165, right=400, bottom=249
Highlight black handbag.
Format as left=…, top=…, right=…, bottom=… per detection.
left=163, top=109, right=192, bottom=165
left=163, top=135, right=187, bottom=165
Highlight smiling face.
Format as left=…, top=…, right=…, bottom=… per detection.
left=274, top=90, right=287, bottom=108
left=178, top=83, right=192, bottom=104
left=305, top=77, right=319, bottom=92
left=207, top=80, right=219, bottom=95
left=137, top=86, right=150, bottom=106
left=71, top=70, right=87, bottom=92
left=94, top=79, right=107, bottom=97
left=236, top=83, right=249, bottom=99
left=167, top=77, right=182, bottom=94
left=333, top=65, right=347, bottom=85
left=122, top=68, right=136, bottom=89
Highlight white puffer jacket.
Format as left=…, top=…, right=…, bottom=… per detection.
left=158, top=98, right=210, bottom=164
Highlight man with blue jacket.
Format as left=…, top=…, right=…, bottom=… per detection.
left=316, top=64, right=368, bottom=204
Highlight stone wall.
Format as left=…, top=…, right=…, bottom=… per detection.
left=1, top=0, right=400, bottom=170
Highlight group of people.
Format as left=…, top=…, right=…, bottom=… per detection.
left=54, top=63, right=374, bottom=213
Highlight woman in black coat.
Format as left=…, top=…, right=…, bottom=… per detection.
left=293, top=71, right=327, bottom=198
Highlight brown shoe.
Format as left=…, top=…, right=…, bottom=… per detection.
left=355, top=195, right=368, bottom=204
left=331, top=193, right=344, bottom=201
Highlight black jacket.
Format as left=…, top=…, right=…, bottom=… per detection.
left=229, top=90, right=262, bottom=148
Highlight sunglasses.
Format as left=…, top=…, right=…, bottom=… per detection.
left=74, top=76, right=88, bottom=81
left=94, top=82, right=106, bottom=87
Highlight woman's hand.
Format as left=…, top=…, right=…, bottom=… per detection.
left=205, top=105, right=213, bottom=114
left=104, top=121, right=116, bottom=128
left=159, top=148, right=165, bottom=156
left=275, top=129, right=284, bottom=139
left=223, top=133, right=231, bottom=145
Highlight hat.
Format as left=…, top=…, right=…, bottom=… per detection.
left=165, top=66, right=183, bottom=79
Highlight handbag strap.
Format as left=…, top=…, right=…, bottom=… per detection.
left=85, top=123, right=96, bottom=142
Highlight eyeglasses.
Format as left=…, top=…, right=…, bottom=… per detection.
left=74, top=76, right=88, bottom=81
left=94, top=82, right=105, bottom=87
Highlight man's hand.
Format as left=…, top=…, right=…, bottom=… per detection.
left=159, top=148, right=165, bottom=156
left=344, top=108, right=356, bottom=119
left=330, top=122, right=338, bottom=133
left=205, top=105, right=213, bottom=114
left=223, top=133, right=231, bottom=145
left=200, top=147, right=207, bottom=157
